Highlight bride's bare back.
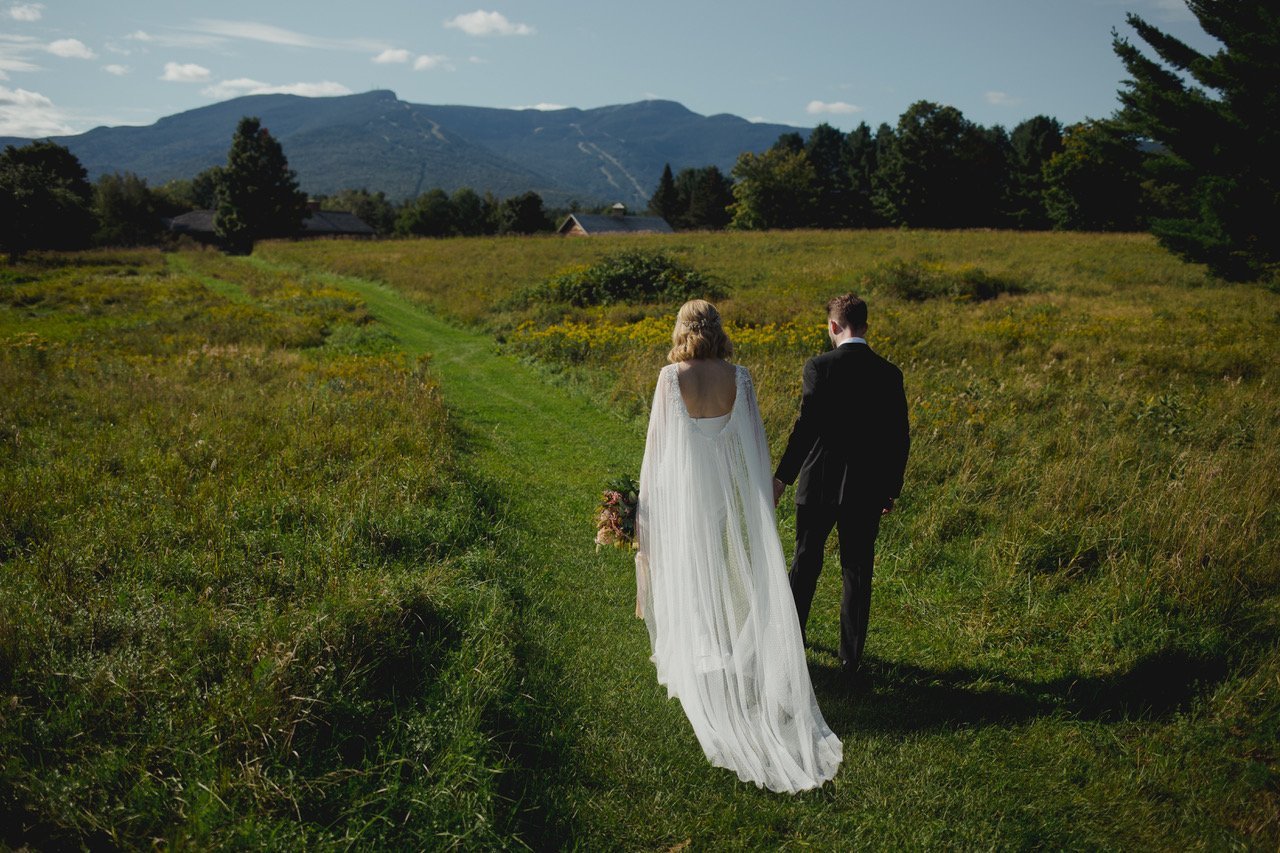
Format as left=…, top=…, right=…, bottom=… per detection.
left=676, top=358, right=738, bottom=418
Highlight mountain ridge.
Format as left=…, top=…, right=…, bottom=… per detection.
left=0, top=90, right=809, bottom=207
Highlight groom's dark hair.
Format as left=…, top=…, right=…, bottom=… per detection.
left=826, top=294, right=867, bottom=330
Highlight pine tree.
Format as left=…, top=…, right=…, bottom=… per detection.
left=1008, top=116, right=1064, bottom=229
left=806, top=123, right=852, bottom=227
left=677, top=166, right=734, bottom=231
left=843, top=123, right=881, bottom=228
left=1113, top=1, right=1280, bottom=281
left=213, top=117, right=307, bottom=253
left=649, top=163, right=679, bottom=223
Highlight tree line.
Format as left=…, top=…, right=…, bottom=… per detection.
left=2, top=2, right=1273, bottom=278
left=653, top=1, right=1276, bottom=282
left=0, top=117, right=559, bottom=260
left=652, top=107, right=1150, bottom=233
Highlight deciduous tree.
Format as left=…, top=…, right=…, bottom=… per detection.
left=499, top=190, right=550, bottom=235
left=321, top=188, right=396, bottom=236
left=1042, top=119, right=1146, bottom=231
left=94, top=172, right=163, bottom=246
left=0, top=140, right=94, bottom=260
left=729, top=148, right=817, bottom=230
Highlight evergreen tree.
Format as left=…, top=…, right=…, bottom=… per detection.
left=681, top=166, right=734, bottom=230
left=213, top=117, right=307, bottom=253
left=806, top=123, right=852, bottom=227
left=970, top=124, right=1015, bottom=228
left=843, top=122, right=881, bottom=228
left=649, top=163, right=679, bottom=222
left=0, top=140, right=95, bottom=260
left=1008, top=116, right=1064, bottom=228
left=94, top=172, right=163, bottom=246
left=1113, top=1, right=1280, bottom=280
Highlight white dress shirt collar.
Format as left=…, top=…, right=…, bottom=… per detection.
left=839, top=337, right=867, bottom=346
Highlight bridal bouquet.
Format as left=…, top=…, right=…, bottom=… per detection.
left=595, top=473, right=639, bottom=551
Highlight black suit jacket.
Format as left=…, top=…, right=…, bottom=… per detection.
left=774, top=342, right=910, bottom=506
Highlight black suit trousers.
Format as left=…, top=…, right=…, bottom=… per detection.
left=789, top=500, right=882, bottom=669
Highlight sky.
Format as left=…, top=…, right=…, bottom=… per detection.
left=0, top=0, right=1221, bottom=139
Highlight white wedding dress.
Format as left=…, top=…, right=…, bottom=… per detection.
left=635, top=362, right=842, bottom=793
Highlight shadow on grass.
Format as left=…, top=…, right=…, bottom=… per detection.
left=808, top=644, right=1236, bottom=734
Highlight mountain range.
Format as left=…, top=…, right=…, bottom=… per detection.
left=0, top=90, right=808, bottom=208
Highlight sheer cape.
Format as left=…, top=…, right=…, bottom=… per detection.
left=635, top=363, right=842, bottom=793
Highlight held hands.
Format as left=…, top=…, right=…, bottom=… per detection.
left=772, top=478, right=786, bottom=507
left=882, top=497, right=895, bottom=516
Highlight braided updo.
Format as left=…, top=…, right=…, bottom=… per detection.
left=668, top=299, right=733, bottom=363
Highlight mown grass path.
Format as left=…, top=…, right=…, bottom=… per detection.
left=243, top=256, right=1266, bottom=849
left=244, top=259, right=738, bottom=847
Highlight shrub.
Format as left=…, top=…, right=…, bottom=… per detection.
left=525, top=250, right=724, bottom=307
left=862, top=257, right=1025, bottom=302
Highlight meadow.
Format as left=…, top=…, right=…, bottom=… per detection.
left=2, top=230, right=1277, bottom=848
left=0, top=251, right=548, bottom=847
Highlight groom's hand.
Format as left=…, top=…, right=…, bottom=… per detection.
left=772, top=478, right=786, bottom=507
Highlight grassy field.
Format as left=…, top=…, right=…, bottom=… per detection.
left=0, top=251, right=552, bottom=847
left=3, top=230, right=1278, bottom=848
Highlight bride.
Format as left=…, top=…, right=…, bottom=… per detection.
left=634, top=299, right=842, bottom=793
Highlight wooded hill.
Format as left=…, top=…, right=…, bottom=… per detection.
left=0, top=90, right=805, bottom=207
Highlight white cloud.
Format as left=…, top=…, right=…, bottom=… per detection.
left=512, top=102, right=566, bottom=111
left=0, top=36, right=41, bottom=75
left=7, top=3, right=42, bottom=22
left=373, top=48, right=410, bottom=64
left=161, top=61, right=211, bottom=82
left=103, top=64, right=128, bottom=75
left=468, top=55, right=487, bottom=64
left=985, top=90, right=1021, bottom=106
left=413, top=53, right=453, bottom=71
left=806, top=100, right=860, bottom=116
left=47, top=38, right=95, bottom=59
left=201, top=77, right=352, bottom=100
left=444, top=10, right=534, bottom=36
left=1144, top=0, right=1195, bottom=21
left=124, top=29, right=225, bottom=50
left=0, top=84, right=71, bottom=135
left=190, top=19, right=386, bottom=52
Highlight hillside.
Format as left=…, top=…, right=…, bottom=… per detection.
left=0, top=90, right=806, bottom=206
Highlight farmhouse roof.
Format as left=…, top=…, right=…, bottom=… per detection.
left=165, top=209, right=375, bottom=238
left=558, top=213, right=674, bottom=236
left=300, top=209, right=376, bottom=236
left=167, top=209, right=215, bottom=235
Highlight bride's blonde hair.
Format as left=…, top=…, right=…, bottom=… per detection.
left=668, top=299, right=733, bottom=363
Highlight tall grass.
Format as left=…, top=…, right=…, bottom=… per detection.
left=264, top=229, right=1280, bottom=844
left=0, top=250, right=552, bottom=847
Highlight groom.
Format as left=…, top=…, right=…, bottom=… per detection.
left=772, top=294, right=909, bottom=678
